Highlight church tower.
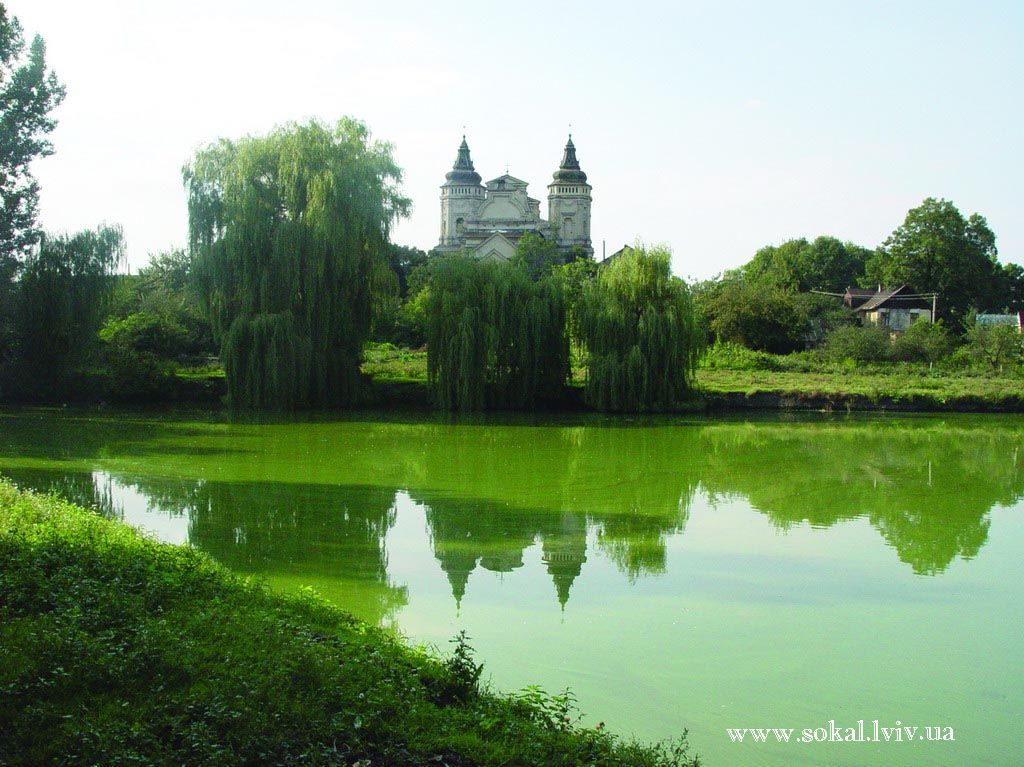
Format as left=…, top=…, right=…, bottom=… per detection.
left=439, top=136, right=484, bottom=250
left=547, top=135, right=593, bottom=258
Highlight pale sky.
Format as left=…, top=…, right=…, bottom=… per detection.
left=9, top=0, right=1023, bottom=279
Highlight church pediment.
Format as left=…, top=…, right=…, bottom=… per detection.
left=476, top=192, right=528, bottom=221
left=473, top=233, right=517, bottom=261
left=486, top=174, right=529, bottom=190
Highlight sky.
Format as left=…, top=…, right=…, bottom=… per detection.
left=9, top=0, right=1023, bottom=280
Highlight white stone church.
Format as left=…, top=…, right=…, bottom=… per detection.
left=435, top=135, right=593, bottom=260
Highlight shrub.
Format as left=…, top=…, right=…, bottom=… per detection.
left=890, top=320, right=953, bottom=364
left=964, top=323, right=1024, bottom=372
left=822, top=324, right=891, bottom=363
left=99, top=312, right=189, bottom=358
left=700, top=342, right=783, bottom=371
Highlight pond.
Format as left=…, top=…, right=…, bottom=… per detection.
left=1, top=409, right=1021, bottom=767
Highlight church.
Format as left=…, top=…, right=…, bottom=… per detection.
left=435, top=135, right=593, bottom=260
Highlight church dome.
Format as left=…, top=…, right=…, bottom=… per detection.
left=445, top=136, right=482, bottom=185
left=551, top=135, right=587, bottom=183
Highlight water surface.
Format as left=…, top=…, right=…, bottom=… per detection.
left=1, top=409, right=1021, bottom=766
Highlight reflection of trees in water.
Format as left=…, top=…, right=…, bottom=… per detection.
left=412, top=425, right=697, bottom=606
left=4, top=416, right=1022, bottom=611
left=696, top=421, right=1022, bottom=575
left=0, top=467, right=119, bottom=518
left=0, top=467, right=407, bottom=625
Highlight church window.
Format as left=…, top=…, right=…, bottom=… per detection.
left=455, top=217, right=465, bottom=234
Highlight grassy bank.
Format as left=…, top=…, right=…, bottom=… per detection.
left=698, top=368, right=1024, bottom=410
left=360, top=344, right=1024, bottom=412
left=0, top=481, right=696, bottom=767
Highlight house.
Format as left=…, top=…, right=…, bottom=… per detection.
left=844, top=286, right=934, bottom=331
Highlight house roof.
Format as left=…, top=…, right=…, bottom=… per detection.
left=851, top=285, right=934, bottom=313
left=857, top=286, right=907, bottom=313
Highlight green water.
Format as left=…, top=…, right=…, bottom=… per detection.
left=1, top=409, right=1022, bottom=766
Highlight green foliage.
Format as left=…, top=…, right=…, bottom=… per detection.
left=890, top=319, right=953, bottom=364
left=700, top=342, right=784, bottom=371
left=577, top=245, right=703, bottom=411
left=425, top=254, right=568, bottom=411
left=99, top=312, right=188, bottom=358
left=742, top=236, right=871, bottom=292
left=822, top=324, right=892, bottom=363
left=0, top=8, right=66, bottom=365
left=221, top=312, right=310, bottom=410
left=964, top=323, right=1023, bottom=372
left=184, top=118, right=409, bottom=409
left=864, top=198, right=1002, bottom=328
left=14, top=225, right=124, bottom=392
left=0, top=481, right=698, bottom=767
left=697, top=279, right=806, bottom=354
left=514, top=231, right=564, bottom=278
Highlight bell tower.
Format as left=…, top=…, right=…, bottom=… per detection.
left=439, top=136, right=484, bottom=251
left=547, top=135, right=593, bottom=258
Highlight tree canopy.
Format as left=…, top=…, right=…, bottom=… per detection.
left=864, top=198, right=1001, bottom=328
left=742, top=236, right=871, bottom=293
left=0, top=5, right=65, bottom=362
left=15, top=225, right=124, bottom=391
left=184, top=119, right=409, bottom=409
left=576, top=245, right=702, bottom=411
left=424, top=252, right=568, bottom=411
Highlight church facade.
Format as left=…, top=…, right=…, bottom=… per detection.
left=435, top=135, right=593, bottom=260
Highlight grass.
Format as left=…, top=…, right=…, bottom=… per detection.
left=172, top=343, right=1024, bottom=411
left=0, top=480, right=697, bottom=767
left=698, top=368, right=1024, bottom=404
left=362, top=342, right=429, bottom=383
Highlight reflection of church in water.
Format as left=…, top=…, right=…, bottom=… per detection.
left=425, top=499, right=588, bottom=609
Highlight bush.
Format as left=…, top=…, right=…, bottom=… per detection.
left=890, top=320, right=953, bottom=364
left=700, top=342, right=783, bottom=371
left=964, top=323, right=1024, bottom=372
left=822, top=324, right=891, bottom=363
left=99, top=312, right=189, bottom=358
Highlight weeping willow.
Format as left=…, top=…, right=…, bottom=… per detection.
left=425, top=254, right=568, bottom=411
left=184, top=119, right=408, bottom=409
left=16, top=225, right=125, bottom=391
left=576, top=244, right=703, bottom=411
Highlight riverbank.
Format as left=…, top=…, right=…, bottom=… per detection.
left=0, top=481, right=696, bottom=767
left=364, top=345, right=1024, bottom=413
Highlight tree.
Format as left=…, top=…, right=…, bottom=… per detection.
left=424, top=253, right=567, bottom=411
left=964, top=323, right=1023, bottom=372
left=742, top=236, right=871, bottom=292
left=385, top=243, right=427, bottom=299
left=0, top=6, right=65, bottom=362
left=513, top=231, right=563, bottom=279
left=996, top=262, right=1023, bottom=314
left=697, top=278, right=807, bottom=353
left=184, top=119, right=409, bottom=409
left=864, top=198, right=1001, bottom=329
left=576, top=245, right=703, bottom=411
left=15, top=225, right=124, bottom=393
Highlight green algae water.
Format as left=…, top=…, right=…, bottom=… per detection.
left=1, top=409, right=1022, bottom=767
